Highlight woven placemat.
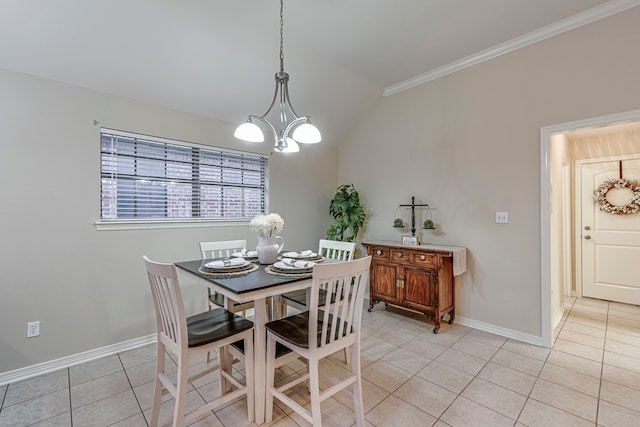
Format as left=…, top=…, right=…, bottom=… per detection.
left=265, top=266, right=313, bottom=278
left=198, top=263, right=259, bottom=278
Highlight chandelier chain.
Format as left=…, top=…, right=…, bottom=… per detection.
left=279, top=0, right=284, bottom=72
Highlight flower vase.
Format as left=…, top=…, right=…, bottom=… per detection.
left=256, top=235, right=284, bottom=264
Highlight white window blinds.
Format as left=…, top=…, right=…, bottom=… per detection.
left=100, top=129, right=268, bottom=221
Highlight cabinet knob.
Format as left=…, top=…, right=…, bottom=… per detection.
left=420, top=255, right=426, bottom=260
left=376, top=250, right=382, bottom=255
left=397, top=252, right=403, bottom=257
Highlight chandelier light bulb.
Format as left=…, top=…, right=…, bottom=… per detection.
left=279, top=138, right=300, bottom=153
left=234, top=121, right=264, bottom=142
left=292, top=122, right=321, bottom=144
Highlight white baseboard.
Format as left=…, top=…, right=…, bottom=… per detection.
left=455, top=316, right=546, bottom=347
left=0, top=334, right=156, bottom=386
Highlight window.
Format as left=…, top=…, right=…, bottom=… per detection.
left=100, top=129, right=268, bottom=222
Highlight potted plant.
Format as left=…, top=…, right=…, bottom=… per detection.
left=326, top=184, right=366, bottom=243
left=423, top=219, right=435, bottom=230
left=393, top=218, right=404, bottom=228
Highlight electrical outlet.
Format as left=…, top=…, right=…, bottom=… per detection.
left=495, top=212, right=509, bottom=224
left=27, top=321, right=40, bottom=338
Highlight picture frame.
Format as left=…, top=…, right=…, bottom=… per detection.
left=401, top=235, right=419, bottom=245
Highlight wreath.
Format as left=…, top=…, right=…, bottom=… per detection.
left=593, top=178, right=640, bottom=215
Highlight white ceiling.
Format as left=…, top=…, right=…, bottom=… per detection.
left=1, top=0, right=635, bottom=145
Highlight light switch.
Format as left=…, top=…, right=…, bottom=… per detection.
left=495, top=212, right=509, bottom=224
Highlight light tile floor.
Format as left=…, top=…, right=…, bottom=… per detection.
left=1, top=297, right=640, bottom=426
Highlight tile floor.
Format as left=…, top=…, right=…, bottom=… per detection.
left=1, top=297, right=640, bottom=426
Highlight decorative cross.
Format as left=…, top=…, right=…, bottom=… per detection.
left=399, top=196, right=429, bottom=236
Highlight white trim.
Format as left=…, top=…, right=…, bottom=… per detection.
left=540, top=108, right=640, bottom=348
left=454, top=316, right=544, bottom=347
left=383, top=0, right=640, bottom=96
left=94, top=219, right=249, bottom=231
left=0, top=334, right=156, bottom=386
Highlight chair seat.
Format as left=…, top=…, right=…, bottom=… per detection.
left=231, top=339, right=292, bottom=358
left=210, top=292, right=252, bottom=309
left=266, top=312, right=350, bottom=349
left=187, top=308, right=253, bottom=348
left=281, top=289, right=332, bottom=307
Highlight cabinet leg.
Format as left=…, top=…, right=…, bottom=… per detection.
left=448, top=310, right=455, bottom=324
left=433, top=325, right=440, bottom=334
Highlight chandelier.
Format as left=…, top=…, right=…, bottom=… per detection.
left=234, top=0, right=321, bottom=153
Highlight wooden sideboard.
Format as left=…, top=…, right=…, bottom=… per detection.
left=362, top=242, right=465, bottom=333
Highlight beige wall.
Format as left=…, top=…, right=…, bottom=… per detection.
left=0, top=69, right=337, bottom=373
left=339, top=8, right=640, bottom=337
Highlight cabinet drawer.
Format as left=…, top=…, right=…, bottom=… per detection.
left=370, top=247, right=389, bottom=260
left=390, top=249, right=411, bottom=262
left=413, top=252, right=435, bottom=266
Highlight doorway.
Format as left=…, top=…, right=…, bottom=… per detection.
left=540, top=109, right=640, bottom=348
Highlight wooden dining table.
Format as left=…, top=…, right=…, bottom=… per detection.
left=175, top=258, right=316, bottom=425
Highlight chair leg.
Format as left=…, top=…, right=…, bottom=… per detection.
left=245, top=331, right=255, bottom=423
left=308, top=358, right=323, bottom=427
left=344, top=345, right=351, bottom=365
left=150, top=344, right=165, bottom=427
left=351, top=342, right=365, bottom=427
left=173, top=355, right=189, bottom=427
left=265, top=334, right=276, bottom=423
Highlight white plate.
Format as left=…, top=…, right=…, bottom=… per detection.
left=232, top=251, right=258, bottom=258
left=282, top=251, right=317, bottom=259
left=274, top=259, right=316, bottom=270
left=204, top=259, right=250, bottom=270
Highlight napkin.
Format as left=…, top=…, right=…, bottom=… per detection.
left=205, top=257, right=246, bottom=269
left=281, top=258, right=315, bottom=269
left=240, top=249, right=258, bottom=257
left=283, top=250, right=315, bottom=258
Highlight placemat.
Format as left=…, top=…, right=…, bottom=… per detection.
left=265, top=266, right=313, bottom=278
left=198, top=263, right=259, bottom=278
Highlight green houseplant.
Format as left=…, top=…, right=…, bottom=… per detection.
left=326, top=184, right=366, bottom=243
left=423, top=219, right=435, bottom=229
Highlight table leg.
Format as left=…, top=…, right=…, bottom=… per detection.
left=253, top=296, right=267, bottom=424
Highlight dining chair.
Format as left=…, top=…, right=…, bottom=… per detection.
left=200, top=240, right=254, bottom=316
left=279, top=239, right=356, bottom=364
left=264, top=256, right=372, bottom=427
left=280, top=239, right=356, bottom=313
left=143, top=256, right=255, bottom=427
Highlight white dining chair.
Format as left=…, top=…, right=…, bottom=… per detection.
left=143, top=256, right=254, bottom=427
left=200, top=240, right=254, bottom=316
left=279, top=239, right=356, bottom=364
left=280, top=239, right=355, bottom=313
left=264, top=256, right=372, bottom=427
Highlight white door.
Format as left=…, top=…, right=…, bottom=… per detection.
left=580, top=158, right=640, bottom=304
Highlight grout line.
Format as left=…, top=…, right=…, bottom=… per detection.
left=117, top=352, right=149, bottom=426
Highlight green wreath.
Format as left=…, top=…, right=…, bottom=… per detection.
left=593, top=178, right=640, bottom=215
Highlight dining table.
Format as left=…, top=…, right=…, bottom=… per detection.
left=175, top=256, right=319, bottom=425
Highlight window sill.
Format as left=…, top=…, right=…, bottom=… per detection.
left=94, top=219, right=249, bottom=231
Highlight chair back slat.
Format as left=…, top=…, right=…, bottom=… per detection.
left=318, top=239, right=355, bottom=262
left=200, top=240, right=247, bottom=259
left=144, top=256, right=186, bottom=353
left=309, top=256, right=371, bottom=351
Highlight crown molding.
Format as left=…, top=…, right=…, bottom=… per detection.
left=383, top=0, right=640, bottom=96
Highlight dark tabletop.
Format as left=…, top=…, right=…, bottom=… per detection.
left=175, top=259, right=312, bottom=295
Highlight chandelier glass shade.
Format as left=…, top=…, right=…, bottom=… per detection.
left=234, top=0, right=321, bottom=153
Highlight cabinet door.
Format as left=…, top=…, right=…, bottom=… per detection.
left=403, top=266, right=437, bottom=311
left=371, top=262, right=401, bottom=304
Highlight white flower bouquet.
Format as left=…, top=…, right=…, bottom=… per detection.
left=250, top=213, right=285, bottom=236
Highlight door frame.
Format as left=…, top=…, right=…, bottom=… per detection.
left=540, top=108, right=640, bottom=348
